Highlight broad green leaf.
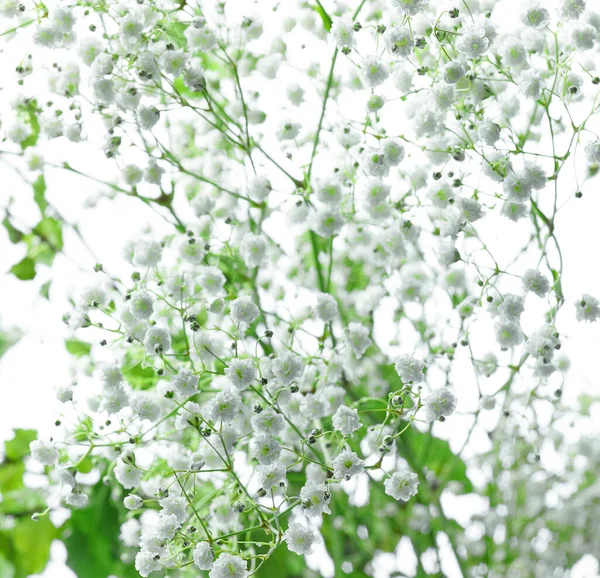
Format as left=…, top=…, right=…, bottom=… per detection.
left=9, top=257, right=36, bottom=280
left=0, top=462, right=25, bottom=492
left=4, top=429, right=37, bottom=461
left=12, top=516, right=58, bottom=575
left=33, top=217, right=63, bottom=251
left=65, top=338, right=92, bottom=358
left=64, top=483, right=124, bottom=578
left=123, top=350, right=159, bottom=390
left=0, top=487, right=46, bottom=515
left=2, top=216, right=24, bottom=244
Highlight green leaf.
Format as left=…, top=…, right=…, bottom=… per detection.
left=4, top=429, right=37, bottom=461
left=33, top=217, right=63, bottom=251
left=2, top=216, right=24, bottom=244
left=12, top=516, right=58, bottom=575
left=64, top=483, right=124, bottom=578
left=314, top=2, right=333, bottom=31
left=0, top=462, right=25, bottom=493
left=18, top=98, right=40, bottom=150
left=32, top=175, right=48, bottom=215
left=65, top=338, right=92, bottom=358
left=0, top=554, right=15, bottom=578
left=164, top=20, right=188, bottom=49
left=0, top=328, right=22, bottom=360
left=122, top=349, right=159, bottom=390
left=400, top=429, right=474, bottom=493
left=9, top=257, right=36, bottom=280
left=40, top=280, right=51, bottom=299
left=0, top=488, right=46, bottom=515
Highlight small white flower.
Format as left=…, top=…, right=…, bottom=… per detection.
left=361, top=56, right=389, bottom=88
left=135, top=551, right=161, bottom=578
left=394, top=355, right=425, bottom=383
left=230, top=296, right=259, bottom=326
left=124, top=494, right=144, bottom=510
left=345, top=322, right=371, bottom=358
left=144, top=326, right=171, bottom=356
left=283, top=522, right=319, bottom=555
left=332, top=404, right=362, bottom=436
left=225, top=358, right=258, bottom=390
left=256, top=462, right=286, bottom=489
left=384, top=470, right=419, bottom=501
left=193, top=542, right=214, bottom=571
left=30, top=440, right=59, bottom=466
left=575, top=294, right=600, bottom=322
left=522, top=269, right=550, bottom=297
left=300, top=481, right=331, bottom=517
left=422, top=388, right=457, bottom=421
left=333, top=449, right=365, bottom=480
left=209, top=553, right=248, bottom=578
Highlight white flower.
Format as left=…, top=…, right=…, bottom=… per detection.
left=385, top=27, right=413, bottom=57
left=575, top=294, right=600, bottom=322
left=443, top=61, right=466, bottom=84
left=144, top=326, right=171, bottom=356
left=225, top=358, right=257, bottom=390
left=272, top=351, right=304, bottom=385
left=278, top=120, right=301, bottom=141
left=314, top=208, right=344, bottom=237
left=423, top=388, right=458, bottom=421
left=30, top=440, right=59, bottom=466
left=283, top=522, right=319, bottom=555
left=300, top=481, right=331, bottom=517
left=240, top=233, right=267, bottom=268
left=316, top=177, right=343, bottom=206
left=193, top=542, right=214, bottom=571
left=392, top=0, right=429, bottom=16
left=230, top=296, right=259, bottom=326
left=478, top=120, right=501, bottom=145
left=250, top=435, right=281, bottom=465
left=135, top=551, right=161, bottom=577
left=332, top=405, right=361, bottom=436
left=155, top=513, right=181, bottom=540
left=585, top=140, right=600, bottom=163
left=251, top=408, right=285, bottom=436
left=114, top=460, right=142, bottom=490
left=124, top=494, right=144, bottom=510
left=133, top=239, right=163, bottom=267
left=208, top=389, right=241, bottom=423
left=333, top=449, right=365, bottom=480
left=315, top=293, right=338, bottom=322
left=361, top=56, right=389, bottom=87
left=129, top=290, right=154, bottom=320
left=138, top=105, right=160, bottom=130
left=522, top=269, right=550, bottom=297
left=384, top=470, right=419, bottom=501
left=562, top=0, right=586, bottom=20
left=519, top=69, right=545, bottom=100
left=131, top=392, right=161, bottom=422
left=209, top=553, right=248, bottom=578
left=394, top=355, right=425, bottom=383
left=190, top=452, right=206, bottom=471
left=248, top=175, right=272, bottom=202
left=345, top=322, right=371, bottom=358
left=522, top=4, right=550, bottom=29
left=456, top=25, right=490, bottom=58
left=503, top=171, right=533, bottom=203
left=331, top=15, right=355, bottom=48
left=256, top=462, right=286, bottom=489
left=494, top=320, right=524, bottom=349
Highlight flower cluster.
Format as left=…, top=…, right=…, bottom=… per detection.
left=1, top=0, right=599, bottom=576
